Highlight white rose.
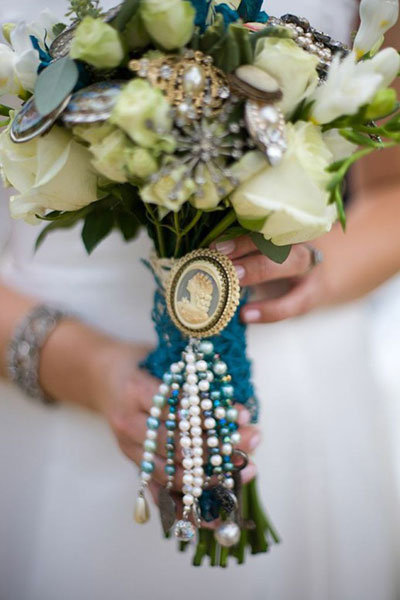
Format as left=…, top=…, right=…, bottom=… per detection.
left=254, top=37, right=319, bottom=116
left=231, top=122, right=337, bottom=246
left=140, top=0, right=195, bottom=50
left=310, top=48, right=400, bottom=125
left=0, top=122, right=98, bottom=224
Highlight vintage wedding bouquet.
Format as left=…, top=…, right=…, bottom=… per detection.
left=1, top=0, right=400, bottom=567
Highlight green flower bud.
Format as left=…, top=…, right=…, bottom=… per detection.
left=126, top=147, right=158, bottom=179
left=2, top=23, right=16, bottom=44
left=123, top=13, right=151, bottom=51
left=69, top=16, right=124, bottom=70
left=365, top=88, right=398, bottom=120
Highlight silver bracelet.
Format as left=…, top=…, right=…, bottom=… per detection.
left=7, top=304, right=71, bottom=405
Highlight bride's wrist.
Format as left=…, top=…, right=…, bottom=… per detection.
left=39, top=318, right=121, bottom=411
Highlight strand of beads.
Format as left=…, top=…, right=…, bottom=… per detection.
left=134, top=376, right=171, bottom=524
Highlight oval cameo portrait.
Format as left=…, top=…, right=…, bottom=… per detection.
left=166, top=250, right=240, bottom=338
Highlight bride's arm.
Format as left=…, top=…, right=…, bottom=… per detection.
left=0, top=283, right=259, bottom=487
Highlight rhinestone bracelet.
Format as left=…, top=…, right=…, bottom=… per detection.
left=7, top=304, right=71, bottom=405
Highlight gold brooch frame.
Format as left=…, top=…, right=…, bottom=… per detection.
left=165, top=249, right=241, bottom=338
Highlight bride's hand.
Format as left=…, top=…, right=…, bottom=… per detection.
left=89, top=339, right=262, bottom=491
left=214, top=236, right=325, bottom=323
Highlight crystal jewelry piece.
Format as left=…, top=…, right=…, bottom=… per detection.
left=7, top=304, right=72, bottom=404
left=245, top=100, right=287, bottom=166
left=129, top=50, right=229, bottom=119
left=62, top=81, right=124, bottom=126
left=10, top=95, right=71, bottom=143
left=165, top=249, right=241, bottom=338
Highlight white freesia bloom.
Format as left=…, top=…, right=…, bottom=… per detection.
left=354, top=0, right=399, bottom=58
left=310, top=48, right=400, bottom=125
left=0, top=11, right=59, bottom=97
left=231, top=122, right=337, bottom=246
left=322, top=129, right=357, bottom=161
left=254, top=37, right=319, bottom=116
left=0, top=122, right=98, bottom=224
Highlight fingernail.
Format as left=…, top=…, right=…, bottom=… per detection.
left=215, top=240, right=235, bottom=255
left=249, top=432, right=262, bottom=450
left=238, top=408, right=251, bottom=425
left=234, top=264, right=245, bottom=281
left=241, top=463, right=257, bottom=483
left=243, top=309, right=261, bottom=323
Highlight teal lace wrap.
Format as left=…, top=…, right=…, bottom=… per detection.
left=142, top=261, right=259, bottom=423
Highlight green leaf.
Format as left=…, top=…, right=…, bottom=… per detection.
left=216, top=226, right=247, bottom=242
left=250, top=232, right=292, bottom=264
left=202, top=22, right=254, bottom=73
left=34, top=57, right=79, bottom=117
left=111, top=0, right=141, bottom=32
left=81, top=210, right=114, bottom=253
left=339, top=128, right=379, bottom=148
left=0, top=104, right=12, bottom=117
left=52, top=22, right=67, bottom=37
left=115, top=211, right=141, bottom=241
left=35, top=210, right=85, bottom=251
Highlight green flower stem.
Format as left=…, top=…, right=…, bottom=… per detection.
left=210, top=537, right=219, bottom=566
left=192, top=529, right=209, bottom=566
left=145, top=205, right=166, bottom=257
left=198, top=209, right=237, bottom=248
left=219, top=546, right=229, bottom=568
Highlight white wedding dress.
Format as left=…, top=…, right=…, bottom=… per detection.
left=1, top=2, right=399, bottom=600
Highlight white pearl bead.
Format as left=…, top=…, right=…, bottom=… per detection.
left=189, top=395, right=200, bottom=406
left=198, top=380, right=209, bottom=392
left=192, top=486, right=202, bottom=498
left=183, top=457, right=193, bottom=470
left=159, top=384, right=169, bottom=396
left=186, top=373, right=198, bottom=385
left=141, top=472, right=151, bottom=482
left=211, top=454, right=222, bottom=467
left=179, top=420, right=190, bottom=432
left=214, top=360, right=227, bottom=376
left=170, top=363, right=180, bottom=373
left=204, top=417, right=216, bottom=430
left=193, top=456, right=203, bottom=467
left=188, top=384, right=199, bottom=395
left=207, top=436, right=218, bottom=448
left=178, top=361, right=185, bottom=370
left=182, top=484, right=192, bottom=494
left=195, top=360, right=207, bottom=372
left=193, top=467, right=203, bottom=477
left=225, top=478, right=234, bottom=489
left=190, top=416, right=201, bottom=427
left=191, top=426, right=202, bottom=437
left=180, top=436, right=191, bottom=448
left=192, top=436, right=203, bottom=447
left=222, top=443, right=232, bottom=455
left=186, top=364, right=196, bottom=374
left=193, top=476, right=203, bottom=487
left=193, top=446, right=203, bottom=456
left=181, top=398, right=190, bottom=409
left=214, top=407, right=226, bottom=419
left=185, top=353, right=195, bottom=363
left=143, top=451, right=154, bottom=462
left=183, top=494, right=194, bottom=506
left=150, top=406, right=161, bottom=418
left=190, top=406, right=200, bottom=416
left=183, top=473, right=194, bottom=485
left=183, top=383, right=190, bottom=393
left=231, top=432, right=241, bottom=445
left=206, top=371, right=214, bottom=382
left=146, top=430, right=157, bottom=440
left=200, top=399, right=212, bottom=411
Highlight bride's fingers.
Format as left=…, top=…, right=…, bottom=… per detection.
left=212, top=235, right=257, bottom=260
left=233, top=244, right=312, bottom=287
left=242, top=276, right=318, bottom=323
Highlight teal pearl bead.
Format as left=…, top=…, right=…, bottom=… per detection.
left=214, top=360, right=228, bottom=376
left=141, top=460, right=154, bottom=474
left=163, top=373, right=173, bottom=385
left=213, top=466, right=222, bottom=474
left=147, top=416, right=160, bottom=430
left=220, top=427, right=229, bottom=437
left=210, top=390, right=221, bottom=402
left=153, top=394, right=166, bottom=408
left=223, top=436, right=231, bottom=444
left=222, top=384, right=235, bottom=399
left=165, top=464, right=176, bottom=475
left=226, top=407, right=238, bottom=422
left=144, top=439, right=156, bottom=452
left=223, top=462, right=234, bottom=472
left=166, top=419, right=177, bottom=430
left=172, top=374, right=183, bottom=384
left=167, top=450, right=175, bottom=459
left=199, top=340, right=214, bottom=356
